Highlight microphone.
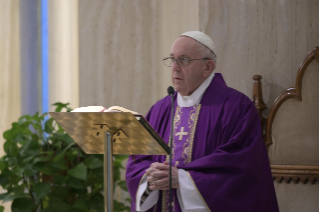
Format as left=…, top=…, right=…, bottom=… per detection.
left=167, top=86, right=175, bottom=96
left=167, top=86, right=175, bottom=212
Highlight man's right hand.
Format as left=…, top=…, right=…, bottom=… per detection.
left=145, top=162, right=179, bottom=190
left=145, top=162, right=168, bottom=190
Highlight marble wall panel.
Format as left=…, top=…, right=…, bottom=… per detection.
left=79, top=0, right=162, bottom=116
left=199, top=0, right=296, bottom=111
left=0, top=1, right=20, bottom=210
left=291, top=0, right=319, bottom=82
left=160, top=0, right=199, bottom=97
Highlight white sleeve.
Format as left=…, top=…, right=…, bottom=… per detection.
left=136, top=176, right=159, bottom=212
left=177, top=169, right=209, bottom=212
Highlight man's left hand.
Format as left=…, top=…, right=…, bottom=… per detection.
left=147, top=161, right=179, bottom=190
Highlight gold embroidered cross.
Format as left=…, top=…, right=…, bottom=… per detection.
left=176, top=127, right=188, bottom=140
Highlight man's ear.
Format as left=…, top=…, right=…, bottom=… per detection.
left=203, top=60, right=215, bottom=78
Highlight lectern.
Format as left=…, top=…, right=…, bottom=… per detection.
left=49, top=112, right=170, bottom=212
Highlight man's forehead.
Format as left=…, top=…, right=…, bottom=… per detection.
left=170, top=36, right=201, bottom=57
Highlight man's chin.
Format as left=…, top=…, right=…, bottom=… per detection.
left=174, top=87, right=188, bottom=96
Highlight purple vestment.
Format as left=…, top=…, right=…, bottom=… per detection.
left=126, top=73, right=279, bottom=212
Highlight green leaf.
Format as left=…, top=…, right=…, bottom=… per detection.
left=12, top=166, right=24, bottom=177
left=3, top=129, right=14, bottom=141
left=52, top=102, right=70, bottom=112
left=52, top=159, right=67, bottom=170
left=31, top=112, right=41, bottom=122
left=113, top=160, right=124, bottom=169
left=68, top=163, right=87, bottom=180
left=19, top=139, right=39, bottom=157
left=22, top=155, right=35, bottom=164
left=49, top=187, right=69, bottom=199
left=0, top=193, right=8, bottom=201
left=49, top=199, right=72, bottom=212
left=11, top=198, right=35, bottom=212
left=31, top=155, right=51, bottom=164
left=5, top=157, right=17, bottom=166
left=53, top=175, right=68, bottom=184
left=114, top=154, right=129, bottom=162
left=0, top=169, right=11, bottom=186
left=118, top=180, right=128, bottom=192
left=18, top=115, right=32, bottom=124
left=69, top=188, right=87, bottom=196
left=33, top=182, right=51, bottom=200
left=0, top=206, right=4, bottom=212
left=2, top=190, right=28, bottom=203
left=12, top=132, right=25, bottom=143
left=34, top=161, right=59, bottom=175
left=60, top=133, right=75, bottom=146
left=66, top=177, right=85, bottom=189
left=114, top=199, right=131, bottom=212
left=113, top=167, right=121, bottom=185
left=42, top=207, right=54, bottom=212
left=66, top=147, right=80, bottom=162
left=87, top=193, right=104, bottom=212
left=44, top=118, right=54, bottom=133
left=53, top=142, right=75, bottom=162
left=3, top=140, right=18, bottom=156
left=84, top=156, right=103, bottom=169
left=87, top=167, right=104, bottom=185
left=72, top=196, right=87, bottom=209
left=23, top=164, right=38, bottom=177
left=0, top=160, right=8, bottom=171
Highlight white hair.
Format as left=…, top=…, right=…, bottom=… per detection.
left=197, top=42, right=217, bottom=64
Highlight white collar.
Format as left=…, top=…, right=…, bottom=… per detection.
left=177, top=71, right=215, bottom=107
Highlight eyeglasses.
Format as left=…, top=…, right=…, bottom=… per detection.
left=162, top=57, right=210, bottom=67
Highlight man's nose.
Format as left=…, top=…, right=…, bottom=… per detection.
left=171, top=60, right=181, bottom=70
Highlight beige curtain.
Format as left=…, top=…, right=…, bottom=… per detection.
left=0, top=0, right=20, bottom=211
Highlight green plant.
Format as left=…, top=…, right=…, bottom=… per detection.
left=0, top=103, right=130, bottom=212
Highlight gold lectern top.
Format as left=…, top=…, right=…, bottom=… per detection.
left=49, top=112, right=169, bottom=155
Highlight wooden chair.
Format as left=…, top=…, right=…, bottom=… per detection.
left=252, top=46, right=319, bottom=212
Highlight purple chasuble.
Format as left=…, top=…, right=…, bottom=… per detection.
left=126, top=73, right=279, bottom=212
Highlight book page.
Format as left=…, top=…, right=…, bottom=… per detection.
left=71, top=106, right=105, bottom=112
left=71, top=106, right=139, bottom=114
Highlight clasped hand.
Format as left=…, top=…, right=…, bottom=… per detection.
left=145, top=161, right=179, bottom=190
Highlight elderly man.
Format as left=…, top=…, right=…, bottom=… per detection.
left=126, top=31, right=279, bottom=212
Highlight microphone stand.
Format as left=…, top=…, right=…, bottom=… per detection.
left=167, top=86, right=175, bottom=212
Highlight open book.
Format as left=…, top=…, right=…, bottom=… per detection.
left=71, top=106, right=138, bottom=114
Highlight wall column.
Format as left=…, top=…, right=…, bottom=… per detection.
left=48, top=0, right=79, bottom=111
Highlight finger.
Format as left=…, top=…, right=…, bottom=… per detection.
left=151, top=170, right=168, bottom=178
left=146, top=175, right=166, bottom=183
left=145, top=167, right=160, bottom=176
left=145, top=169, right=153, bottom=176
left=149, top=183, right=169, bottom=191
left=158, top=186, right=170, bottom=190
left=149, top=185, right=156, bottom=190
left=153, top=177, right=169, bottom=187
left=163, top=161, right=169, bottom=165
left=145, top=168, right=155, bottom=176
left=152, top=163, right=169, bottom=170
left=150, top=183, right=169, bottom=190
left=150, top=162, right=161, bottom=168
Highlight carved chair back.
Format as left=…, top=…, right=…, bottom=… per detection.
left=252, top=47, right=319, bottom=212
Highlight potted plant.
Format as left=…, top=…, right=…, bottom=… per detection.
left=0, top=103, right=130, bottom=212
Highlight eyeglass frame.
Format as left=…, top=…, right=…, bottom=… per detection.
left=162, top=56, right=211, bottom=67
